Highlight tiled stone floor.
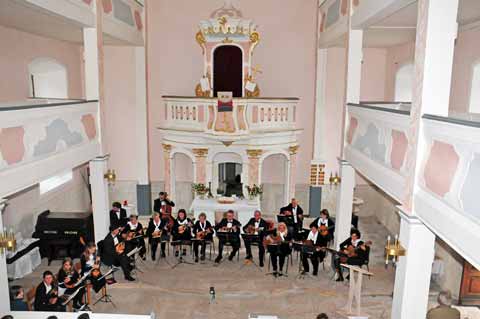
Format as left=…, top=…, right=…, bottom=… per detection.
left=12, top=215, right=400, bottom=318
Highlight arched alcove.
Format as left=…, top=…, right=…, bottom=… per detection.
left=213, top=45, right=243, bottom=98
left=172, top=152, right=194, bottom=213
left=394, top=62, right=414, bottom=102
left=469, top=62, right=480, bottom=113
left=28, top=58, right=68, bottom=98
left=260, top=154, right=288, bottom=214
left=212, top=152, right=244, bottom=196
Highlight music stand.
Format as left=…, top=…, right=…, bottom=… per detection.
left=170, top=240, right=194, bottom=269
left=127, top=247, right=144, bottom=274
left=265, top=243, right=288, bottom=278
left=215, top=231, right=239, bottom=265
left=93, top=267, right=120, bottom=307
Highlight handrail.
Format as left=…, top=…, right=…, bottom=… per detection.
left=0, top=100, right=98, bottom=112
left=423, top=114, right=480, bottom=128
left=347, top=103, right=411, bottom=115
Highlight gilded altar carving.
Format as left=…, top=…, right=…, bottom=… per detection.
left=246, top=149, right=263, bottom=158
left=162, top=143, right=172, bottom=152
left=192, top=148, right=209, bottom=157
left=288, top=145, right=300, bottom=155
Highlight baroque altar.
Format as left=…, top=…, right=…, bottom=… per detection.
left=159, top=1, right=302, bottom=218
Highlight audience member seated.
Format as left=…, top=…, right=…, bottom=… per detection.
left=426, top=291, right=461, bottom=319
left=9, top=285, right=28, bottom=311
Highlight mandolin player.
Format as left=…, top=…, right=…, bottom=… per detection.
left=192, top=212, right=213, bottom=262
left=172, top=209, right=193, bottom=257
left=34, top=270, right=64, bottom=311
left=301, top=224, right=328, bottom=276
left=334, top=229, right=368, bottom=282
left=146, top=212, right=168, bottom=260
left=102, top=226, right=135, bottom=281
left=214, top=210, right=241, bottom=263
left=242, top=210, right=267, bottom=267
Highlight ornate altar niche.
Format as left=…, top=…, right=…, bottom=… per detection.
left=159, top=1, right=302, bottom=223
left=195, top=0, right=260, bottom=98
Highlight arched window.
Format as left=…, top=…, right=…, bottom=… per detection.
left=469, top=62, right=480, bottom=113
left=28, top=58, right=68, bottom=99
left=394, top=62, right=414, bottom=102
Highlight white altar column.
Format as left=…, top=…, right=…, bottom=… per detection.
left=163, top=144, right=172, bottom=195
left=246, top=150, right=263, bottom=186
left=333, top=160, right=354, bottom=250
left=391, top=208, right=435, bottom=319
left=89, top=155, right=111, bottom=243
left=288, top=146, right=299, bottom=199
left=193, top=149, right=209, bottom=184
left=0, top=199, right=9, bottom=315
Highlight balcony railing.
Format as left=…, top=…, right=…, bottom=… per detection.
left=161, top=96, right=299, bottom=136
left=344, top=102, right=410, bottom=202
left=0, top=100, right=101, bottom=197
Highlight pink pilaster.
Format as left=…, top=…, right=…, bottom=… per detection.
left=163, top=144, right=172, bottom=194
left=246, top=150, right=263, bottom=186
left=288, top=145, right=299, bottom=198
left=193, top=148, right=208, bottom=184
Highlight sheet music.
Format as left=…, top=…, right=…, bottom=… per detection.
left=61, top=285, right=84, bottom=306
left=127, top=246, right=141, bottom=257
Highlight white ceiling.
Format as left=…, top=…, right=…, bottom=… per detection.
left=0, top=0, right=126, bottom=45
left=364, top=0, right=480, bottom=48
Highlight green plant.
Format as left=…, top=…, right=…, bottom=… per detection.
left=192, top=183, right=208, bottom=195
left=246, top=184, right=263, bottom=197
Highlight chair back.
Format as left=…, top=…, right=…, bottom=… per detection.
left=26, top=286, right=36, bottom=311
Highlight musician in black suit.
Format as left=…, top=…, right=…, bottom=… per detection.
left=214, top=210, right=241, bottom=263
left=109, top=202, right=127, bottom=229
left=334, top=229, right=368, bottom=281
left=301, top=224, right=328, bottom=276
left=172, top=209, right=193, bottom=257
left=34, top=270, right=65, bottom=311
left=310, top=209, right=335, bottom=241
left=101, top=226, right=135, bottom=281
left=153, top=192, right=175, bottom=214
left=284, top=198, right=304, bottom=228
left=146, top=212, right=168, bottom=260
left=192, top=212, right=214, bottom=262
left=123, top=214, right=146, bottom=260
left=242, top=210, right=267, bottom=267
left=266, top=222, right=292, bottom=277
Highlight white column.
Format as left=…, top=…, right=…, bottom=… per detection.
left=345, top=30, right=363, bottom=105
left=0, top=199, right=9, bottom=315
left=89, top=156, right=110, bottom=243
left=135, top=47, right=149, bottom=185
left=333, top=160, right=355, bottom=249
left=83, top=28, right=100, bottom=101
left=392, top=208, right=435, bottom=319
left=313, top=49, right=328, bottom=162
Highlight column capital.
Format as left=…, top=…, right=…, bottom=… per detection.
left=162, top=144, right=172, bottom=152
left=0, top=199, right=7, bottom=214
left=246, top=149, right=263, bottom=159
left=192, top=148, right=209, bottom=157
left=288, top=145, right=300, bottom=155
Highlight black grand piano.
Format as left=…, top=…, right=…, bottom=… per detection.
left=33, top=210, right=94, bottom=265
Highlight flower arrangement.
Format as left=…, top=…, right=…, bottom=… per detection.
left=192, top=183, right=208, bottom=198
left=246, top=184, right=263, bottom=199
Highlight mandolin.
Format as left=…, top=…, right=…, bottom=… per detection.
left=196, top=228, right=212, bottom=240
left=115, top=242, right=125, bottom=255
left=319, top=225, right=329, bottom=237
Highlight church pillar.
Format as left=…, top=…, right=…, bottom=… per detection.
left=134, top=46, right=151, bottom=215
left=89, top=155, right=111, bottom=243
left=0, top=199, right=9, bottom=314
left=392, top=208, right=435, bottom=319
left=333, top=159, right=354, bottom=250
left=288, top=145, right=299, bottom=199
left=193, top=148, right=209, bottom=184
left=163, top=144, right=172, bottom=195
left=246, top=150, right=263, bottom=186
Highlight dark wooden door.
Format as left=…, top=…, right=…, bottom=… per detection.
left=213, top=45, right=243, bottom=98
left=460, top=261, right=480, bottom=306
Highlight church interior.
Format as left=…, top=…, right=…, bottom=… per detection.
left=1, top=0, right=480, bottom=318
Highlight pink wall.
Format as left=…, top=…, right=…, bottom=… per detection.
left=103, top=46, right=138, bottom=181
left=0, top=25, right=84, bottom=102
left=450, top=28, right=480, bottom=113
left=146, top=0, right=318, bottom=184
left=361, top=48, right=387, bottom=101
left=384, top=41, right=415, bottom=101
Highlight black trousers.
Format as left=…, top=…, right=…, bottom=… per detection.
left=113, top=254, right=132, bottom=278
left=334, top=255, right=364, bottom=279
left=150, top=238, right=166, bottom=257
left=243, top=237, right=265, bottom=262
left=217, top=237, right=240, bottom=258
left=193, top=236, right=213, bottom=257
left=302, top=251, right=325, bottom=273
left=268, top=244, right=291, bottom=272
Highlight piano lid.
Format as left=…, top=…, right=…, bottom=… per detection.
left=39, top=211, right=92, bottom=219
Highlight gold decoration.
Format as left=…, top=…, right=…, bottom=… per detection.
left=385, top=235, right=406, bottom=267
left=0, top=228, right=16, bottom=255
left=192, top=148, right=209, bottom=157
left=246, top=149, right=263, bottom=158
left=103, top=169, right=116, bottom=185
left=222, top=141, right=233, bottom=147
left=250, top=31, right=260, bottom=52
left=162, top=144, right=172, bottom=152
left=195, top=83, right=211, bottom=97
left=288, top=145, right=300, bottom=155
left=222, top=37, right=233, bottom=43
left=195, top=31, right=206, bottom=54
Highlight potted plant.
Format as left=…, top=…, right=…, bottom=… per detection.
left=192, top=183, right=208, bottom=199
